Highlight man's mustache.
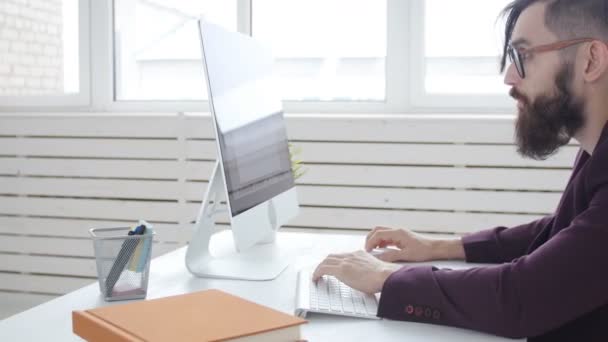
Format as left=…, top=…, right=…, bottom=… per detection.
left=509, top=87, right=529, bottom=106
left=509, top=87, right=523, bottom=101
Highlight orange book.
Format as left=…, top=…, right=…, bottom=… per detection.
left=72, top=289, right=307, bottom=342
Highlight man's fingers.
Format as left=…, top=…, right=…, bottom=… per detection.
left=365, top=226, right=391, bottom=243
left=365, top=229, right=402, bottom=251
left=374, top=248, right=403, bottom=262
left=312, top=252, right=355, bottom=281
left=312, top=264, right=341, bottom=281
left=323, top=256, right=343, bottom=265
left=326, top=252, right=350, bottom=259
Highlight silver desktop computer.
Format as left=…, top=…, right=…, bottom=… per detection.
left=185, top=20, right=300, bottom=280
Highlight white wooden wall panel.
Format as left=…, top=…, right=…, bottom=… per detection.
left=295, top=187, right=560, bottom=214
left=0, top=114, right=191, bottom=137
left=0, top=113, right=577, bottom=319
left=290, top=207, right=541, bottom=233
left=0, top=138, right=182, bottom=159
left=0, top=197, right=183, bottom=222
left=0, top=273, right=94, bottom=294
left=286, top=115, right=519, bottom=143
left=295, top=164, right=571, bottom=191
left=183, top=161, right=571, bottom=191
left=1, top=254, right=97, bottom=277
left=0, top=236, right=177, bottom=258
left=185, top=114, right=525, bottom=143
left=0, top=235, right=94, bottom=257
left=183, top=140, right=578, bottom=167
left=0, top=158, right=181, bottom=179
left=182, top=184, right=559, bottom=214
left=0, top=217, right=182, bottom=240
left=0, top=177, right=183, bottom=200
left=292, top=142, right=578, bottom=168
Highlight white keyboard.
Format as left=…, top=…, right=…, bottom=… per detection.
left=294, top=268, right=380, bottom=319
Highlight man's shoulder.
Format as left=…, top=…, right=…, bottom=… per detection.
left=583, top=144, right=608, bottom=190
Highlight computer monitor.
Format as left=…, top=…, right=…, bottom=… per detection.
left=185, top=20, right=300, bottom=280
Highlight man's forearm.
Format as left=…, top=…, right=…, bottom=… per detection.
left=431, top=238, right=466, bottom=260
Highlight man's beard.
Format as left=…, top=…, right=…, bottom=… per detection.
left=511, top=64, right=585, bottom=160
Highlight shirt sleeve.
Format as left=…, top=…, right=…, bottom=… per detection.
left=460, top=148, right=588, bottom=265
left=461, top=215, right=554, bottom=263
left=377, top=186, right=608, bottom=338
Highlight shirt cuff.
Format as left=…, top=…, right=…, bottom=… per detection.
left=461, top=229, right=500, bottom=263
left=377, top=266, right=443, bottom=322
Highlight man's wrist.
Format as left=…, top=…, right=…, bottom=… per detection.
left=379, top=263, right=402, bottom=285
left=431, top=238, right=466, bottom=260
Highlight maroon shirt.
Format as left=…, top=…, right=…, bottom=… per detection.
left=377, top=124, right=608, bottom=341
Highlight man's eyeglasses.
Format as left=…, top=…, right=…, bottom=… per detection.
left=507, top=38, right=594, bottom=78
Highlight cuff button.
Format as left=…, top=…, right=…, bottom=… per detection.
left=405, top=305, right=414, bottom=315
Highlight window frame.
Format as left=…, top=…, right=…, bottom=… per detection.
left=407, top=0, right=512, bottom=113
left=2, top=0, right=515, bottom=114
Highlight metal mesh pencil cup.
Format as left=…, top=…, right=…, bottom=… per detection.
left=90, top=227, right=155, bottom=301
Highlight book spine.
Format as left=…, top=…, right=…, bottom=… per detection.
left=72, top=311, right=139, bottom=342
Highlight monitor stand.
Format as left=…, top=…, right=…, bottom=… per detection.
left=185, top=162, right=291, bottom=281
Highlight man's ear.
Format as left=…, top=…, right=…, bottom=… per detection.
left=583, top=41, right=608, bottom=83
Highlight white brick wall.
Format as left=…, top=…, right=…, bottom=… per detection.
left=0, top=0, right=63, bottom=95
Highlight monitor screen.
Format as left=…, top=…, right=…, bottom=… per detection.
left=201, top=22, right=295, bottom=217
left=218, top=111, right=294, bottom=216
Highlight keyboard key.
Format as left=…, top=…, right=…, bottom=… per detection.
left=363, top=295, right=378, bottom=313
left=342, top=298, right=355, bottom=314
left=302, top=272, right=379, bottom=319
left=354, top=296, right=367, bottom=315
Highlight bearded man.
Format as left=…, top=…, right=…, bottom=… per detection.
left=313, top=1, right=608, bottom=340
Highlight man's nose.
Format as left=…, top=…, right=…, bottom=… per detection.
left=504, top=63, right=522, bottom=86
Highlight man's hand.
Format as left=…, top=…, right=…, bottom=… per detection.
left=365, top=226, right=466, bottom=262
left=312, top=250, right=402, bottom=294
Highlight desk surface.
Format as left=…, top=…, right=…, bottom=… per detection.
left=0, top=231, right=522, bottom=341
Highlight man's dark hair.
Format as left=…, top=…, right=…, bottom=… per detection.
left=499, top=0, right=608, bottom=73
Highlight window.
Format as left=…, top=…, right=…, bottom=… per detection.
left=0, top=0, right=87, bottom=107
left=113, top=0, right=237, bottom=101
left=4, top=0, right=516, bottom=112
left=424, top=0, right=510, bottom=95
left=252, top=0, right=386, bottom=102
left=409, top=0, right=513, bottom=110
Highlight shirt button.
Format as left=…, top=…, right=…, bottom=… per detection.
left=415, top=306, right=423, bottom=317
left=405, top=305, right=414, bottom=315
left=433, top=309, right=441, bottom=320
left=424, top=308, right=432, bottom=318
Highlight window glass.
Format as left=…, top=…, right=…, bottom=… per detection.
left=425, top=0, right=510, bottom=94
left=253, top=0, right=387, bottom=101
left=114, top=0, right=237, bottom=100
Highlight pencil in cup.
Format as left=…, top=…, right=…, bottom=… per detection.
left=90, top=226, right=155, bottom=301
left=104, top=236, right=142, bottom=296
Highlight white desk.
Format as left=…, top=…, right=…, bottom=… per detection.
left=0, top=231, right=523, bottom=341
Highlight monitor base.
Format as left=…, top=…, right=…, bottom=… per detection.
left=187, top=230, right=291, bottom=281
left=185, top=161, right=292, bottom=281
